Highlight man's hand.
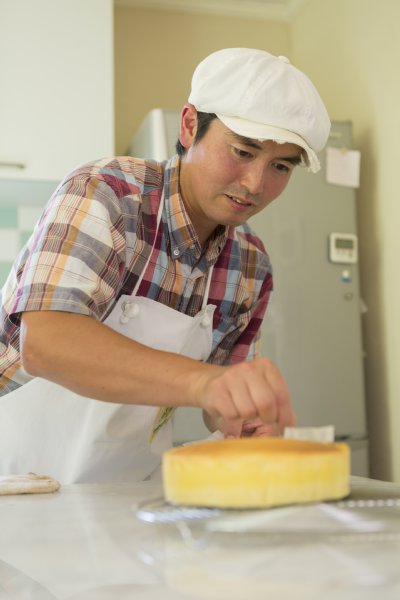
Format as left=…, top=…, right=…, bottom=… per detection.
left=199, top=357, right=296, bottom=438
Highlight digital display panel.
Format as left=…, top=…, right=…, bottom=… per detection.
left=335, top=238, right=354, bottom=250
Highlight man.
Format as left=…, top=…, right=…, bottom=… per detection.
left=0, top=48, right=330, bottom=482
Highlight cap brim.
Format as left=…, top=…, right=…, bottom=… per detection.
left=216, top=114, right=320, bottom=173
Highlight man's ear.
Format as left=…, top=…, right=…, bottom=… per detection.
left=179, top=104, right=198, bottom=150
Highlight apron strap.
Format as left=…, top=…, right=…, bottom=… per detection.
left=201, top=263, right=214, bottom=310
left=131, top=191, right=165, bottom=296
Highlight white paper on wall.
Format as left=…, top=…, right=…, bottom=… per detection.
left=326, top=146, right=361, bottom=188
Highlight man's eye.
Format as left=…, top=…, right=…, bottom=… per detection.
left=233, top=147, right=253, bottom=159
left=274, top=162, right=291, bottom=173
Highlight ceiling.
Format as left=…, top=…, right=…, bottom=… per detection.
left=115, top=0, right=309, bottom=22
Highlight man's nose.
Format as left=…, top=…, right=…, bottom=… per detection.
left=239, top=163, right=265, bottom=195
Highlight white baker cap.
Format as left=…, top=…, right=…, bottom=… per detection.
left=188, top=48, right=331, bottom=172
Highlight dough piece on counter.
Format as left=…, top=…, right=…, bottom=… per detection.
left=163, top=437, right=350, bottom=508
left=0, top=473, right=60, bottom=495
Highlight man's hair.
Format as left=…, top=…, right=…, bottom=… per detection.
left=175, top=112, right=217, bottom=156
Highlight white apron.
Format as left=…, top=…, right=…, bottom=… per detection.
left=0, top=194, right=216, bottom=483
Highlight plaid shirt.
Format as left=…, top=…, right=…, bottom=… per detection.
left=0, top=155, right=273, bottom=396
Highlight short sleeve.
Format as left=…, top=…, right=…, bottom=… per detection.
left=9, top=173, right=128, bottom=321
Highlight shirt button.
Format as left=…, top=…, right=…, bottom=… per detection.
left=173, top=248, right=180, bottom=257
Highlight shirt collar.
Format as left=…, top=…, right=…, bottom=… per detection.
left=163, top=155, right=229, bottom=265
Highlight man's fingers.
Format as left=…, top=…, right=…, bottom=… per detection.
left=222, top=418, right=243, bottom=439
left=201, top=357, right=296, bottom=433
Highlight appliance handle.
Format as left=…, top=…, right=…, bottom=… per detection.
left=0, top=161, right=26, bottom=169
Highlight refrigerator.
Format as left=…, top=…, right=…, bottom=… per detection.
left=129, top=110, right=369, bottom=477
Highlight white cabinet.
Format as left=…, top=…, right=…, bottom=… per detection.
left=0, top=0, right=114, bottom=181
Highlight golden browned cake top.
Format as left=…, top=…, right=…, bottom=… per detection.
left=165, top=437, right=346, bottom=458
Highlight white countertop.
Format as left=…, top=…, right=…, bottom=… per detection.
left=1, top=476, right=400, bottom=599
